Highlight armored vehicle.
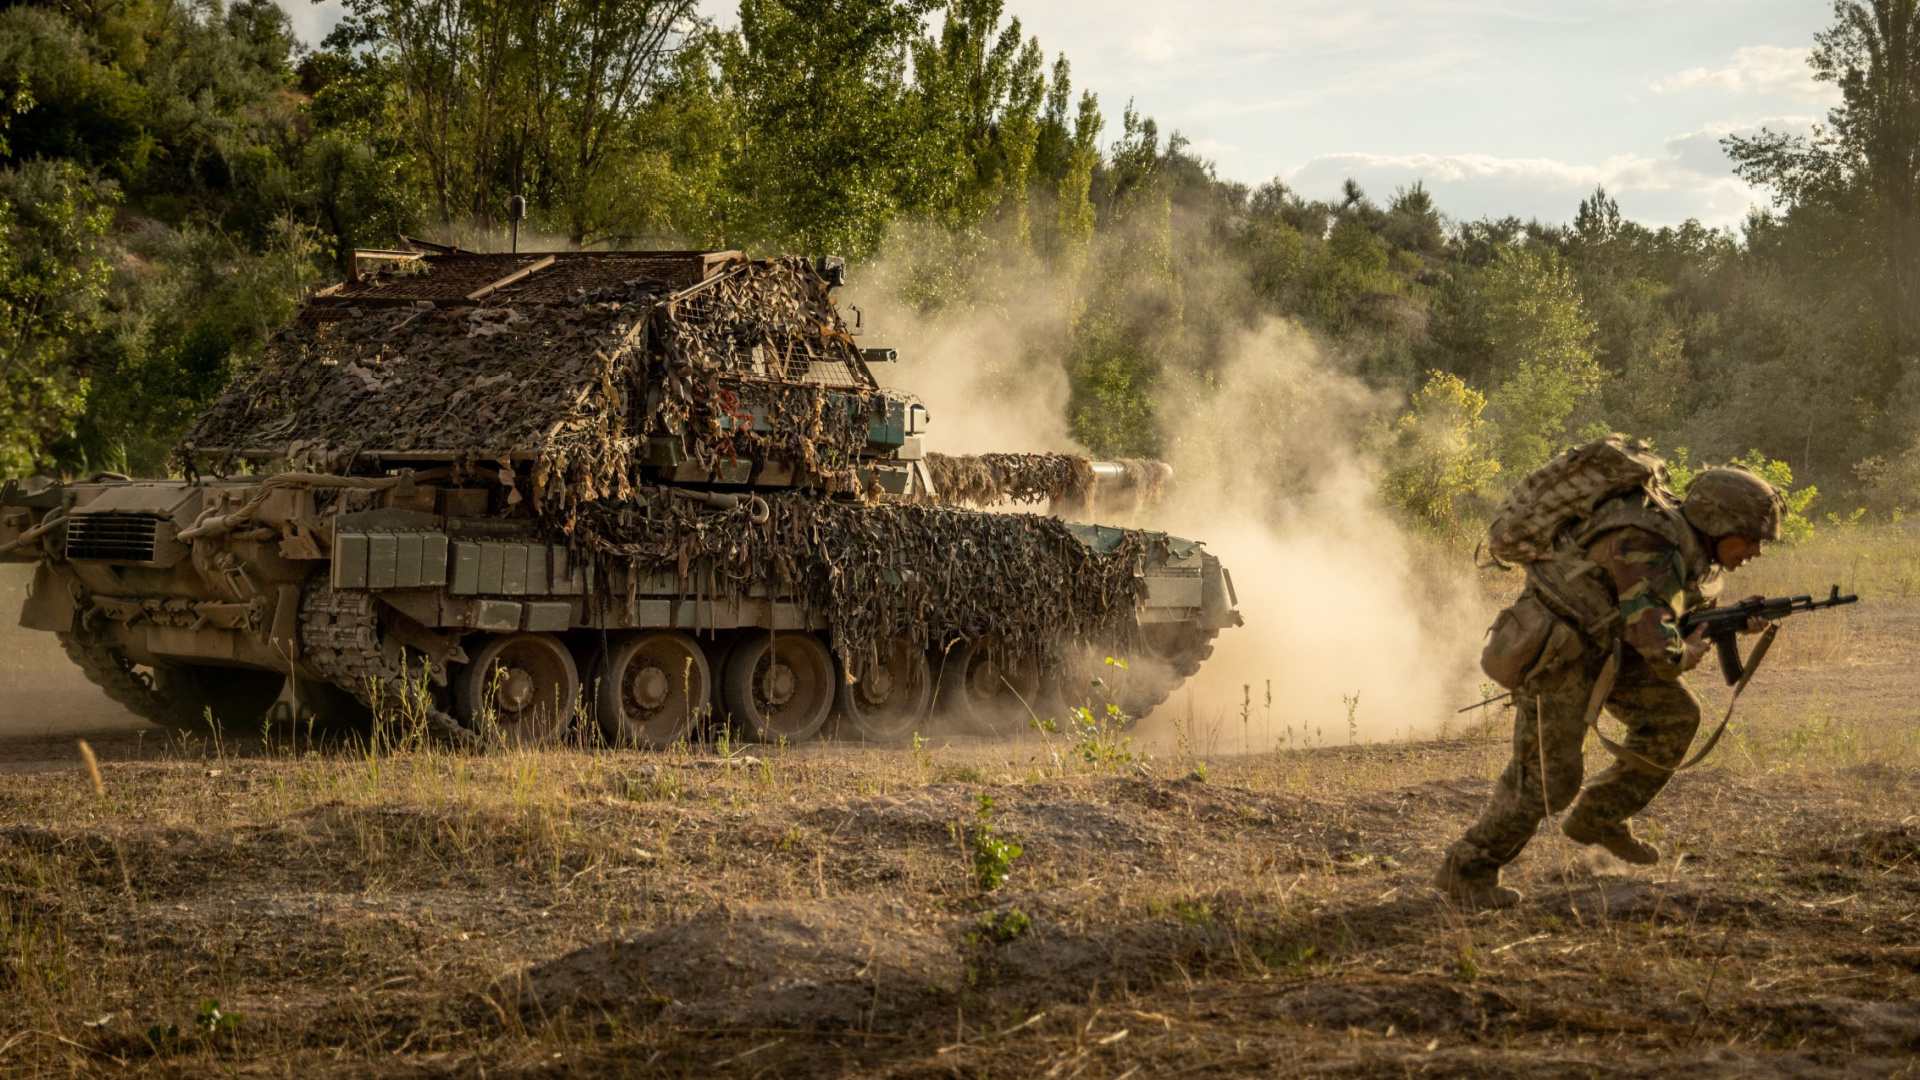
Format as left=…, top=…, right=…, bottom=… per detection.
left=0, top=248, right=1240, bottom=746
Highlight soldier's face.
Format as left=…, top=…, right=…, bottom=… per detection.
left=1715, top=534, right=1763, bottom=570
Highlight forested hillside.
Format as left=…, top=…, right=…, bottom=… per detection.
left=4, top=0, right=1918, bottom=530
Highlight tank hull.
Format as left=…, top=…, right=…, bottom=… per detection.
left=4, top=475, right=1238, bottom=742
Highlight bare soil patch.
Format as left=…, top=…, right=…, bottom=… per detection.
left=0, top=566, right=1914, bottom=1077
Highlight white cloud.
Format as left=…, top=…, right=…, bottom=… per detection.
left=1652, top=45, right=1832, bottom=98
left=1124, top=25, right=1188, bottom=65
left=1284, top=117, right=1820, bottom=227
left=276, top=0, right=344, bottom=47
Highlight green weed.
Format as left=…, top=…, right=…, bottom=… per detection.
left=969, top=793, right=1023, bottom=892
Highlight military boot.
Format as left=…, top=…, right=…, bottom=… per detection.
left=1562, top=815, right=1660, bottom=865
left=1434, top=853, right=1522, bottom=911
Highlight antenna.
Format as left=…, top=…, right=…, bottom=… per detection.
left=509, top=194, right=527, bottom=254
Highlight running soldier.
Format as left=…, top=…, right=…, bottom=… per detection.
left=1438, top=443, right=1784, bottom=909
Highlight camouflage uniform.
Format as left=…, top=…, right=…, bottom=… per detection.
left=1444, top=494, right=1721, bottom=884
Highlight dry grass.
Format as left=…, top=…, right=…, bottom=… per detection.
left=0, top=534, right=1916, bottom=1077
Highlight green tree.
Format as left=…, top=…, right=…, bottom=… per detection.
left=908, top=0, right=1045, bottom=238
left=1564, top=187, right=1697, bottom=445
left=1063, top=108, right=1180, bottom=458
left=721, top=0, right=935, bottom=258
left=0, top=161, right=115, bottom=474
left=1726, top=0, right=1920, bottom=371
left=1382, top=181, right=1444, bottom=255
left=334, top=0, right=699, bottom=238
left=1043, top=74, right=1099, bottom=273
left=0, top=7, right=151, bottom=181
left=1381, top=371, right=1502, bottom=537
left=1437, top=245, right=1602, bottom=472
left=1303, top=210, right=1394, bottom=333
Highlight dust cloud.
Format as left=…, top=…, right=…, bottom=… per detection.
left=848, top=256, right=1079, bottom=456
left=1148, top=323, right=1485, bottom=749
left=0, top=565, right=144, bottom=736
left=851, top=262, right=1485, bottom=749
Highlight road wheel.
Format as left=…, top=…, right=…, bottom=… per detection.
left=1115, top=626, right=1220, bottom=718
left=836, top=637, right=932, bottom=745
left=455, top=633, right=579, bottom=746
left=594, top=631, right=711, bottom=749
left=722, top=632, right=834, bottom=744
left=935, top=635, right=1041, bottom=737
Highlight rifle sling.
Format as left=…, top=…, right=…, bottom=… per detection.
left=1579, top=624, right=1780, bottom=775
left=1673, top=622, right=1779, bottom=772
left=1578, top=643, right=1671, bottom=774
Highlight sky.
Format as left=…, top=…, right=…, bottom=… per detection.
left=274, top=0, right=1841, bottom=229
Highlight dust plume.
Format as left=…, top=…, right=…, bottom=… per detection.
left=852, top=230, right=1485, bottom=748
left=1146, top=323, right=1485, bottom=749
left=0, top=565, right=144, bottom=736
left=844, top=248, right=1079, bottom=456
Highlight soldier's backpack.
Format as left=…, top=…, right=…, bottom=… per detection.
left=1484, top=434, right=1675, bottom=567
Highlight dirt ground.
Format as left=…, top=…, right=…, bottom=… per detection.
left=0, top=541, right=1915, bottom=1077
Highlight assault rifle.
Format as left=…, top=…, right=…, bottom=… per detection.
left=1680, top=585, right=1859, bottom=685
left=1458, top=584, right=1860, bottom=712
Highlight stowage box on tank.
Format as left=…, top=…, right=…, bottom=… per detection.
left=0, top=247, right=1240, bottom=746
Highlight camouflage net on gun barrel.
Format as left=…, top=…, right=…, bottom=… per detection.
left=571, top=490, right=1156, bottom=667
left=923, top=453, right=1169, bottom=512
left=924, top=452, right=1095, bottom=507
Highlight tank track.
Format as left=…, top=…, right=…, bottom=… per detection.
left=1122, top=627, right=1219, bottom=717
left=56, top=631, right=185, bottom=728
left=299, top=588, right=474, bottom=741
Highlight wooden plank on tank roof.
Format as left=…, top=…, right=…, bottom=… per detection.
left=399, top=236, right=475, bottom=255
left=466, top=255, right=556, bottom=301
left=351, top=249, right=423, bottom=283
left=700, top=251, right=746, bottom=278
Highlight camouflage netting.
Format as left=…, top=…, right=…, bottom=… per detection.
left=1107, top=458, right=1170, bottom=507
left=923, top=453, right=1169, bottom=512
left=178, top=257, right=878, bottom=519
left=651, top=256, right=863, bottom=379
left=639, top=258, right=878, bottom=504
left=924, top=452, right=1095, bottom=507
left=573, top=489, right=1158, bottom=665
left=177, top=253, right=1166, bottom=664
left=180, top=287, right=655, bottom=494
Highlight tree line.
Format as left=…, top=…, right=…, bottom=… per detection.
left=3, top=0, right=1918, bottom=531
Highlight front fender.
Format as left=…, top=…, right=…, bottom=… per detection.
left=20, top=562, right=78, bottom=632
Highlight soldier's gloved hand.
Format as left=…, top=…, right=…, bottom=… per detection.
left=1735, top=594, right=1771, bottom=635
left=1682, top=626, right=1711, bottom=671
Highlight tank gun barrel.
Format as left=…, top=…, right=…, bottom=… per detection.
left=1088, top=460, right=1172, bottom=489
left=921, top=453, right=1171, bottom=515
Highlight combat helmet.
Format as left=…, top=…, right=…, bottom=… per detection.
left=1682, top=465, right=1785, bottom=542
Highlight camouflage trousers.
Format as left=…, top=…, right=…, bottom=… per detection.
left=1446, top=644, right=1702, bottom=878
